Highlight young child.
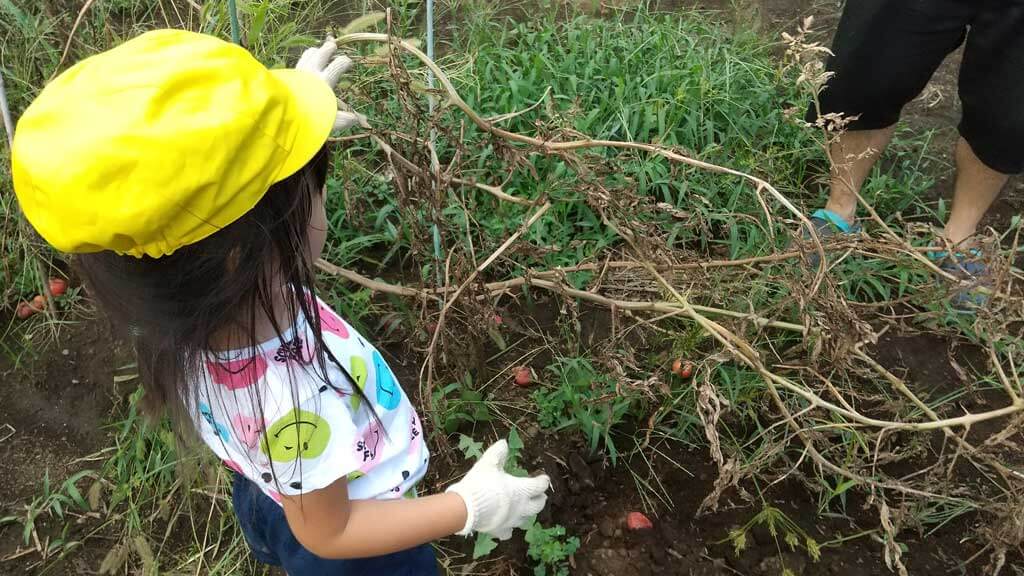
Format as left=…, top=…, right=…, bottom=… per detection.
left=12, top=29, right=550, bottom=574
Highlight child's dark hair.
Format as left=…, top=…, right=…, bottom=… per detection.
left=76, top=145, right=368, bottom=437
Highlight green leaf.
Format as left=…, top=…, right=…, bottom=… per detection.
left=508, top=428, right=524, bottom=453
left=505, top=429, right=528, bottom=476
left=486, top=325, right=507, bottom=350
left=473, top=533, right=498, bottom=559
left=831, top=478, right=858, bottom=497
left=64, top=481, right=86, bottom=511
left=458, top=434, right=484, bottom=460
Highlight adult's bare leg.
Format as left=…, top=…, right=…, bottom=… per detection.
left=823, top=126, right=896, bottom=223
left=942, top=137, right=1009, bottom=245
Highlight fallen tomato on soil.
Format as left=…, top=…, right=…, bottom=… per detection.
left=48, top=278, right=68, bottom=297
left=626, top=511, right=653, bottom=530
left=513, top=366, right=533, bottom=387
left=671, top=358, right=694, bottom=378
left=30, top=295, right=48, bottom=312
left=15, top=302, right=34, bottom=320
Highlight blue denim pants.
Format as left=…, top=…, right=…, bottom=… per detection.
left=231, top=473, right=438, bottom=576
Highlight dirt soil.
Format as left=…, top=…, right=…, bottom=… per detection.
left=3, top=1, right=1023, bottom=575
left=0, top=317, right=125, bottom=574
left=0, top=319, right=118, bottom=504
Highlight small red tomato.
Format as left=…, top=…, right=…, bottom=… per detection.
left=679, top=362, right=694, bottom=379
left=48, top=278, right=68, bottom=297
left=15, top=302, right=34, bottom=320
left=513, top=366, right=533, bottom=387
left=671, top=358, right=683, bottom=375
left=626, top=511, right=653, bottom=531
left=30, top=295, right=47, bottom=312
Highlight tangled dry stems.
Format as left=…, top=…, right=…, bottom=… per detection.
left=318, top=23, right=1024, bottom=573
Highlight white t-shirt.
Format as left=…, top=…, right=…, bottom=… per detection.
left=188, top=295, right=429, bottom=504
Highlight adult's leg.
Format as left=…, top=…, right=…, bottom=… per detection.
left=944, top=1, right=1024, bottom=246
left=824, top=126, right=895, bottom=223
left=808, top=0, right=973, bottom=224
left=943, top=138, right=1009, bottom=245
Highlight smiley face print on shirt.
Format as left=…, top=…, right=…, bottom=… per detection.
left=348, top=355, right=368, bottom=413
left=356, top=420, right=383, bottom=473
left=199, top=402, right=232, bottom=443
left=206, top=356, right=268, bottom=391
left=372, top=350, right=401, bottom=410
left=308, top=294, right=349, bottom=340
left=261, top=409, right=331, bottom=463
left=193, top=296, right=430, bottom=504
left=231, top=414, right=264, bottom=450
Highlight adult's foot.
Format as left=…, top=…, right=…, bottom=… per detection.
left=928, top=246, right=990, bottom=312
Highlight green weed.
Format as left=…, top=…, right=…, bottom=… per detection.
left=533, top=357, right=637, bottom=460
left=524, top=520, right=581, bottom=576
left=726, top=505, right=821, bottom=563
left=433, top=372, right=493, bottom=434
left=0, top=470, right=95, bottom=562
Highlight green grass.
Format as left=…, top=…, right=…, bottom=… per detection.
left=328, top=9, right=825, bottom=278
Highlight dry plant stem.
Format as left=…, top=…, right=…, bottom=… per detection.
left=849, top=185, right=965, bottom=285
left=525, top=277, right=805, bottom=332
left=315, top=258, right=806, bottom=332
left=641, top=256, right=1024, bottom=432
left=618, top=233, right=926, bottom=497
left=640, top=259, right=961, bottom=500
left=988, top=345, right=1023, bottom=403
left=328, top=132, right=372, bottom=143
left=54, top=0, right=100, bottom=80
left=37, top=259, right=55, bottom=315
left=487, top=86, right=553, bottom=124
left=328, top=30, right=1024, bottom=517
left=807, top=367, right=859, bottom=413
left=315, top=259, right=437, bottom=300
left=347, top=30, right=1017, bottom=306
left=334, top=32, right=831, bottom=288
left=856, top=350, right=1024, bottom=485
left=193, top=469, right=222, bottom=576
left=368, top=131, right=535, bottom=205
left=316, top=257, right=1020, bottom=430
left=419, top=201, right=552, bottom=405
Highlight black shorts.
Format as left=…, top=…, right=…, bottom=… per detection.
left=808, top=0, right=1024, bottom=174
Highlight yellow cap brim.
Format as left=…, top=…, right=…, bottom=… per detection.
left=269, top=68, right=337, bottom=184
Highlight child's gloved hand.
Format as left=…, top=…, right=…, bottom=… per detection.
left=446, top=440, right=551, bottom=540
left=294, top=38, right=366, bottom=131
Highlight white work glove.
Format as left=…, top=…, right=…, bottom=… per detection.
left=294, top=37, right=366, bottom=131
left=446, top=440, right=551, bottom=540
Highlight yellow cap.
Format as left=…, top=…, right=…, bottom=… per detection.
left=12, top=29, right=336, bottom=258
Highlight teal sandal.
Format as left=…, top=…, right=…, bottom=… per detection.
left=802, top=209, right=862, bottom=267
